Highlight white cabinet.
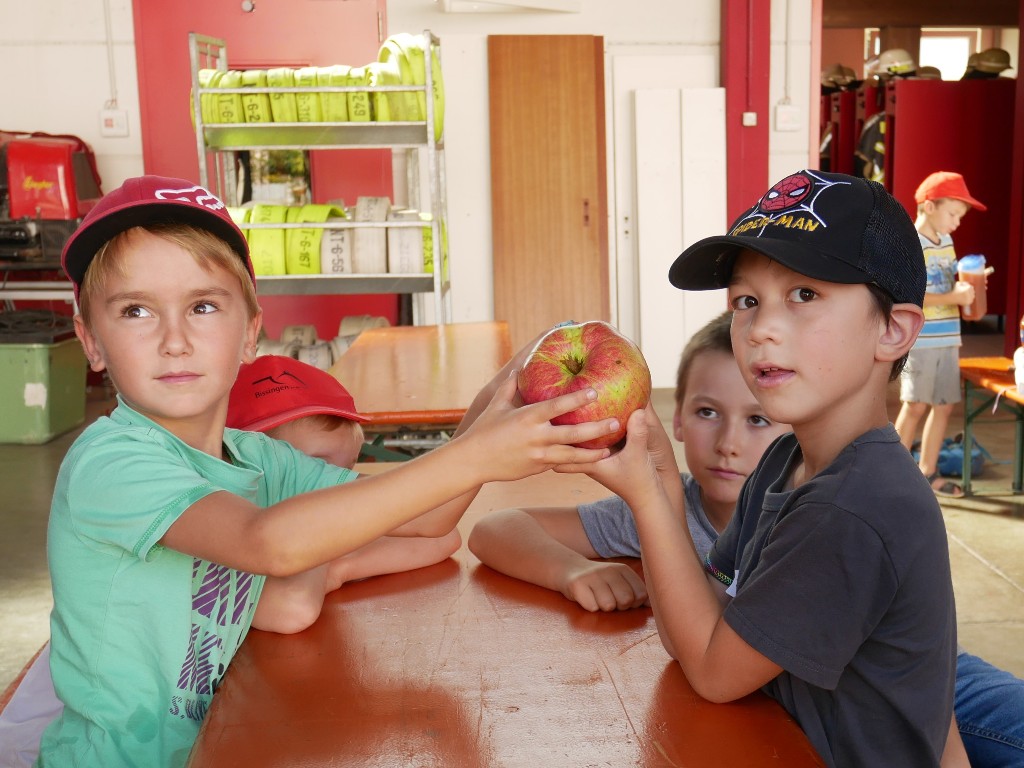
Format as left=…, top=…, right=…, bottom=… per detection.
left=188, top=31, right=450, bottom=323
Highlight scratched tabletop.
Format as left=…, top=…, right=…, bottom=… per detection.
left=187, top=469, right=823, bottom=767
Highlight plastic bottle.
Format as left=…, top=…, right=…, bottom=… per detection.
left=958, top=254, right=988, bottom=321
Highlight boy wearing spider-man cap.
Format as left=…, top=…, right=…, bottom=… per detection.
left=568, top=170, right=961, bottom=766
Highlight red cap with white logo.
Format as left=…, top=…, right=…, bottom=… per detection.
left=61, top=174, right=254, bottom=301
left=227, top=355, right=369, bottom=432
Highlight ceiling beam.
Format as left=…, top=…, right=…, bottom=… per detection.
left=822, top=0, right=1018, bottom=28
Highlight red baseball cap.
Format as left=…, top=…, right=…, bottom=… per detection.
left=61, top=174, right=254, bottom=300
left=913, top=171, right=987, bottom=211
left=227, top=354, right=368, bottom=432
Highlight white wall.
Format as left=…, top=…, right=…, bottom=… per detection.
left=2, top=0, right=813, bottom=336
left=1, top=0, right=144, bottom=190
left=768, top=0, right=816, bottom=182
left=389, top=0, right=813, bottom=330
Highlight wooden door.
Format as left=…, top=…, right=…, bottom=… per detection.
left=489, top=35, right=609, bottom=352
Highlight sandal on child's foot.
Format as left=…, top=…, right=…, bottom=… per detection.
left=928, top=472, right=964, bottom=499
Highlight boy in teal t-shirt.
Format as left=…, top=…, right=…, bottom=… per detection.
left=38, top=175, right=618, bottom=767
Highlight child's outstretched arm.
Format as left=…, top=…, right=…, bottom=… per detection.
left=253, top=530, right=462, bottom=634
left=162, top=374, right=620, bottom=577
left=323, top=530, right=461, bottom=587
left=385, top=327, right=567, bottom=539
left=468, top=507, right=648, bottom=612
left=567, top=406, right=783, bottom=703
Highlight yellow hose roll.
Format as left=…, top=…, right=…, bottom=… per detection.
left=267, top=68, right=298, bottom=122
left=318, top=65, right=350, bottom=122
left=225, top=206, right=251, bottom=226
left=346, top=66, right=372, bottom=122
left=286, top=204, right=345, bottom=274
left=378, top=40, right=420, bottom=121
left=427, top=42, right=445, bottom=141
left=384, top=35, right=445, bottom=140
left=247, top=204, right=288, bottom=275
left=364, top=63, right=392, bottom=122
left=215, top=70, right=245, bottom=124
left=388, top=34, right=427, bottom=120
left=241, top=69, right=272, bottom=123
left=194, top=69, right=220, bottom=126
left=294, top=67, right=323, bottom=123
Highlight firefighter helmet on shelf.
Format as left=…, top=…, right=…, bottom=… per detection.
left=976, top=47, right=1011, bottom=74
left=869, top=48, right=916, bottom=78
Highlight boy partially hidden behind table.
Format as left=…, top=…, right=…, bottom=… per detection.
left=38, top=175, right=619, bottom=767
left=562, top=170, right=962, bottom=766
left=227, top=354, right=460, bottom=633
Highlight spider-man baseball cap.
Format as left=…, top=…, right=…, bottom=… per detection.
left=227, top=355, right=369, bottom=432
left=61, top=175, right=254, bottom=301
left=668, top=170, right=925, bottom=307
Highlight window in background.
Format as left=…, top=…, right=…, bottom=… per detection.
left=863, top=28, right=983, bottom=80
left=920, top=29, right=982, bottom=80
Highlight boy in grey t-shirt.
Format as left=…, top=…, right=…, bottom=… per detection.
left=469, top=312, right=789, bottom=611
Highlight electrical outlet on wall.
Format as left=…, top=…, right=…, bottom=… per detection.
left=774, top=103, right=801, bottom=132
left=100, top=109, right=129, bottom=138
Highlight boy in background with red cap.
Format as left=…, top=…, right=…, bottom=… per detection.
left=895, top=171, right=986, bottom=498
left=39, top=175, right=617, bottom=767
left=227, top=355, right=460, bottom=634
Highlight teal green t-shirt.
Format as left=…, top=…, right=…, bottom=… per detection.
left=37, top=399, right=356, bottom=767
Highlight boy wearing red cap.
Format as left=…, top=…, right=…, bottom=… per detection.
left=227, top=355, right=459, bottom=633
left=40, top=175, right=617, bottom=767
left=894, top=171, right=987, bottom=498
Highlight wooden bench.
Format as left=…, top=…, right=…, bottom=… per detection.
left=959, top=356, right=1024, bottom=495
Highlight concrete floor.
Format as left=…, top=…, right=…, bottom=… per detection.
left=2, top=322, right=1024, bottom=695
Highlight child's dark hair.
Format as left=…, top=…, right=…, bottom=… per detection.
left=674, top=311, right=733, bottom=405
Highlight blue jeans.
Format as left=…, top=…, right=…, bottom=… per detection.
left=955, top=650, right=1024, bottom=767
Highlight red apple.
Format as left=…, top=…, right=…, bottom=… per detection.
left=518, top=320, right=652, bottom=449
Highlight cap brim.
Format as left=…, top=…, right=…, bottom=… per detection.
left=669, top=234, right=873, bottom=290
left=238, top=403, right=370, bottom=433
left=63, top=199, right=251, bottom=288
left=953, top=195, right=987, bottom=212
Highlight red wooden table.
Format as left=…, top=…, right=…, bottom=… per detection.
left=186, top=470, right=823, bottom=767
left=329, top=321, right=512, bottom=431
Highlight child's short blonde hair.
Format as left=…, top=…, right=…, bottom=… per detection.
left=78, top=223, right=261, bottom=324
left=674, top=311, right=733, bottom=406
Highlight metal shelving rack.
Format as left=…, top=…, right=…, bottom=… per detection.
left=188, top=31, right=451, bottom=323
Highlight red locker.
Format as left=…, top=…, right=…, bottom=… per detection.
left=828, top=90, right=858, bottom=175
left=884, top=78, right=1017, bottom=317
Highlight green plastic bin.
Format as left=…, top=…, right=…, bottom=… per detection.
left=0, top=331, right=88, bottom=445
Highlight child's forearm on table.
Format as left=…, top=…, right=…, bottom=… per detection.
left=469, top=509, right=589, bottom=592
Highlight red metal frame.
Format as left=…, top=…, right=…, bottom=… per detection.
left=721, top=0, right=771, bottom=220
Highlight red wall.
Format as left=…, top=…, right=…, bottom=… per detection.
left=1005, top=0, right=1024, bottom=353
left=131, top=0, right=399, bottom=339
left=722, top=0, right=771, bottom=220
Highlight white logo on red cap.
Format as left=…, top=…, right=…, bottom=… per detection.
left=154, top=185, right=226, bottom=212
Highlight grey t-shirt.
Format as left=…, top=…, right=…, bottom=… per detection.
left=711, top=426, right=956, bottom=768
left=578, top=473, right=718, bottom=560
